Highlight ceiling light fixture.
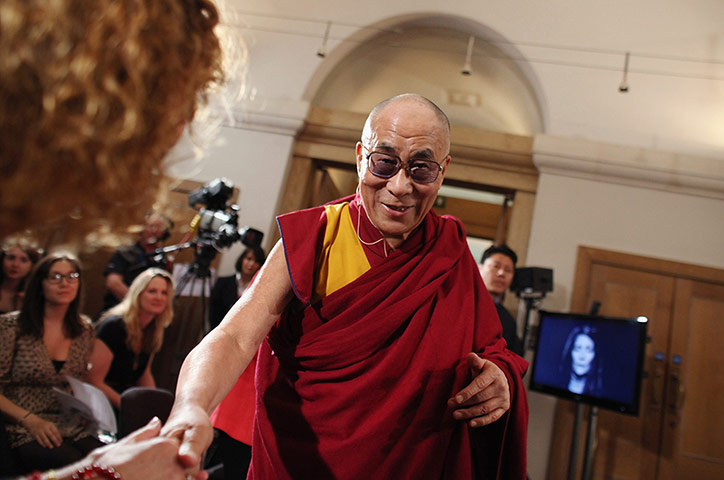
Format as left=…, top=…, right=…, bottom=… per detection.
left=619, top=51, right=630, bottom=92
left=461, top=35, right=474, bottom=75
left=317, top=20, right=331, bottom=58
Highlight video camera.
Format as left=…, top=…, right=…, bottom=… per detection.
left=188, top=178, right=263, bottom=251
left=178, top=178, right=263, bottom=276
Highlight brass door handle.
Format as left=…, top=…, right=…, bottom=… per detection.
left=651, top=351, right=665, bottom=406
left=669, top=372, right=685, bottom=411
left=668, top=354, right=685, bottom=413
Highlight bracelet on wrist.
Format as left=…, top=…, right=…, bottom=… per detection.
left=71, top=464, right=122, bottom=480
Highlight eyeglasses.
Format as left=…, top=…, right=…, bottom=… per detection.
left=363, top=145, right=444, bottom=184
left=45, top=272, right=80, bottom=284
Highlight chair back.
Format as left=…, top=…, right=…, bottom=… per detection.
left=118, top=386, right=174, bottom=438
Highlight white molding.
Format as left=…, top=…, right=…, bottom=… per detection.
left=213, top=96, right=310, bottom=136
left=533, top=134, right=724, bottom=200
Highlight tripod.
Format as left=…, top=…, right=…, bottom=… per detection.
left=152, top=241, right=219, bottom=390
left=519, top=292, right=546, bottom=353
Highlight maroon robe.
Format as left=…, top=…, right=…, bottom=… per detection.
left=249, top=196, right=528, bottom=479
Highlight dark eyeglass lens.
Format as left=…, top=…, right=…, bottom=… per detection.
left=368, top=153, right=439, bottom=183
left=369, top=154, right=399, bottom=177
left=409, top=161, right=438, bottom=183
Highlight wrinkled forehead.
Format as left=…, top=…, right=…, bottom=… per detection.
left=362, top=100, right=451, bottom=154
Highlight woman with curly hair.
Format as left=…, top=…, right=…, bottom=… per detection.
left=0, top=0, right=228, bottom=245
left=0, top=238, right=42, bottom=314
left=88, top=268, right=175, bottom=410
left=0, top=252, right=102, bottom=471
left=0, top=0, right=242, bottom=477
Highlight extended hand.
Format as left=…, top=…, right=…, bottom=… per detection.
left=448, top=352, right=510, bottom=427
left=60, top=417, right=189, bottom=480
left=23, top=413, right=62, bottom=448
left=161, top=403, right=214, bottom=479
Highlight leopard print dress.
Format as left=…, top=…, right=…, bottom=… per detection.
left=0, top=312, right=95, bottom=448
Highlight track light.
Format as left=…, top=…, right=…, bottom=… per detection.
left=619, top=52, right=630, bottom=92
left=317, top=21, right=331, bottom=58
left=461, top=35, right=474, bottom=75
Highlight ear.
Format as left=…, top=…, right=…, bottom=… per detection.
left=439, top=154, right=452, bottom=180
left=355, top=142, right=365, bottom=178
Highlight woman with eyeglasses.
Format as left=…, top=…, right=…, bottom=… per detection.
left=0, top=252, right=103, bottom=472
left=0, top=238, right=42, bottom=314
left=88, top=268, right=175, bottom=411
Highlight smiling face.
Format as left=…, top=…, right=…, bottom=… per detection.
left=138, top=276, right=170, bottom=322
left=571, top=333, right=595, bottom=375
left=355, top=98, right=450, bottom=248
left=3, top=246, right=33, bottom=281
left=42, top=260, right=79, bottom=307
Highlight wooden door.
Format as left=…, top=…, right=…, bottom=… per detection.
left=546, top=247, right=724, bottom=480
left=658, top=279, right=724, bottom=479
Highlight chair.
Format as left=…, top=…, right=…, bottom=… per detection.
left=118, top=387, right=174, bottom=438
left=0, top=417, right=22, bottom=476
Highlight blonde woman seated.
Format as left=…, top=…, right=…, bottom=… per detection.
left=88, top=268, right=174, bottom=410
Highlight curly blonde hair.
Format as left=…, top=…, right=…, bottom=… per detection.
left=102, top=267, right=175, bottom=354
left=0, top=0, right=224, bottom=243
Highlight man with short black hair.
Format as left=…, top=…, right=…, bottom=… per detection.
left=479, top=244, right=524, bottom=356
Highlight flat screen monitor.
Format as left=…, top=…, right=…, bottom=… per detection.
left=529, top=310, right=648, bottom=415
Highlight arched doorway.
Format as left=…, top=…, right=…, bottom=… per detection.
left=275, top=15, right=545, bottom=275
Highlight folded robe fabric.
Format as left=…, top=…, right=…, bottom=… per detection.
left=247, top=195, right=528, bottom=479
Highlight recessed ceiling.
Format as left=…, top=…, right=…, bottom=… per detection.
left=310, top=23, right=545, bottom=136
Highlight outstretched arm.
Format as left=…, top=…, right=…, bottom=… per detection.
left=161, top=240, right=294, bottom=475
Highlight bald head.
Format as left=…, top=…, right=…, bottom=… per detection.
left=362, top=94, right=451, bottom=153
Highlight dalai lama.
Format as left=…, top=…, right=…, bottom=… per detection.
left=162, top=93, right=529, bottom=479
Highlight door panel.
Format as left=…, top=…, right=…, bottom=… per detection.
left=658, top=279, right=724, bottom=480
left=587, top=264, right=674, bottom=480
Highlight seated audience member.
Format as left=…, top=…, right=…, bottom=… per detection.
left=1, top=0, right=229, bottom=475
left=0, top=253, right=103, bottom=472
left=88, top=269, right=175, bottom=410
left=479, top=244, right=524, bottom=356
left=0, top=238, right=42, bottom=314
left=208, top=246, right=266, bottom=331
left=101, top=213, right=174, bottom=313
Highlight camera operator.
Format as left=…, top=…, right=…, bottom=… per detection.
left=101, top=213, right=174, bottom=314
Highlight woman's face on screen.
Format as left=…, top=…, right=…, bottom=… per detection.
left=571, top=333, right=595, bottom=375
